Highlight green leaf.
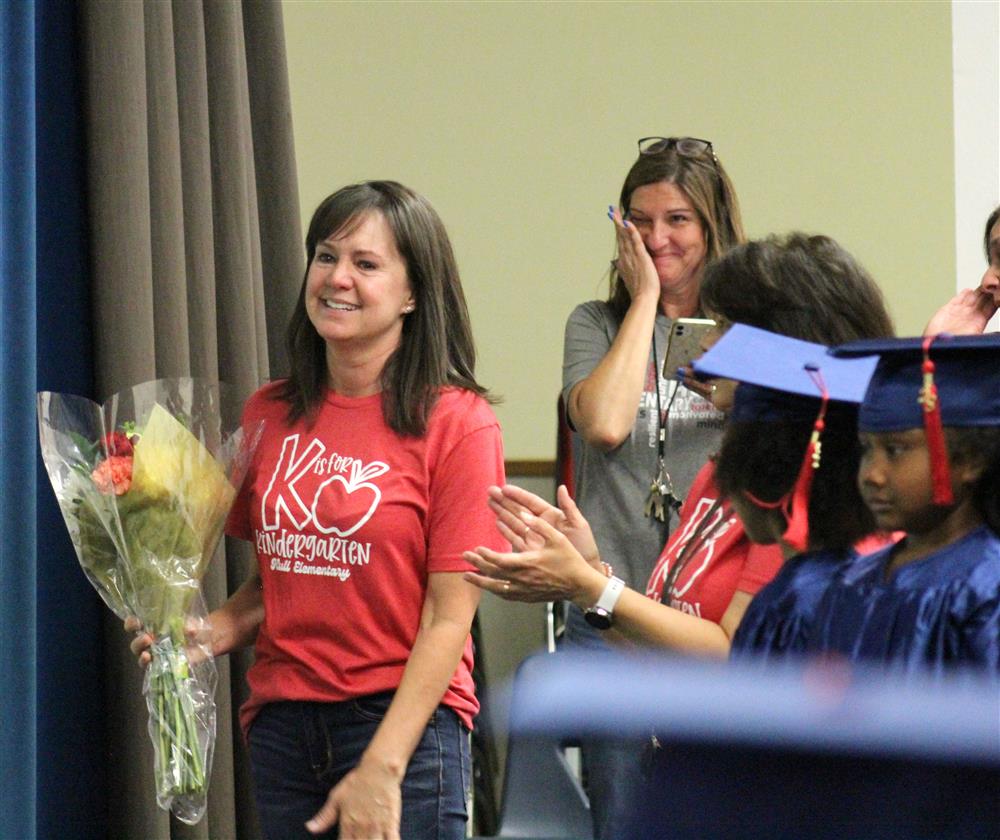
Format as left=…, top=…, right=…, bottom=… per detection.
left=73, top=491, right=131, bottom=611
left=69, top=431, right=100, bottom=470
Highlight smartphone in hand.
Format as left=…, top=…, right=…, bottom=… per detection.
left=663, top=317, right=717, bottom=378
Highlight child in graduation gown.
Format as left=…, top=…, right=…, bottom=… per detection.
left=687, top=325, right=892, bottom=660
left=802, top=334, right=1000, bottom=672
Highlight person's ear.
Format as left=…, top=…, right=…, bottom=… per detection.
left=952, top=454, right=986, bottom=488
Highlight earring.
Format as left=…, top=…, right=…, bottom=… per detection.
left=403, top=303, right=415, bottom=313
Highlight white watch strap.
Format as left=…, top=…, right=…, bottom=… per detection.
left=593, top=575, right=625, bottom=615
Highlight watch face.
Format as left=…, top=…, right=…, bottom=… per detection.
left=584, top=607, right=612, bottom=630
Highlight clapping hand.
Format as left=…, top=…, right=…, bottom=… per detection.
left=487, top=484, right=600, bottom=568
left=464, top=487, right=607, bottom=605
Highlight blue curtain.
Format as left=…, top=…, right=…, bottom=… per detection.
left=2, top=1, right=104, bottom=837
left=1, top=4, right=39, bottom=837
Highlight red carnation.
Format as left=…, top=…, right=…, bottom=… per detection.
left=103, top=430, right=134, bottom=457
left=92, top=455, right=133, bottom=495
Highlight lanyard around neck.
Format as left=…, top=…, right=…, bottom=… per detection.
left=650, top=329, right=679, bottom=459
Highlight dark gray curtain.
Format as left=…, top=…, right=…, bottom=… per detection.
left=78, top=1, right=301, bottom=835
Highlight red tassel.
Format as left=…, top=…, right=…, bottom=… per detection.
left=919, top=336, right=953, bottom=506
left=781, top=419, right=824, bottom=553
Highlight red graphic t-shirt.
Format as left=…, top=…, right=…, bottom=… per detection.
left=645, top=460, right=783, bottom=623
left=227, top=384, right=507, bottom=734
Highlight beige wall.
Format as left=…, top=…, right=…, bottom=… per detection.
left=282, top=0, right=955, bottom=461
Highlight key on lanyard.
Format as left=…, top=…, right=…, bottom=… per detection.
left=644, top=457, right=681, bottom=522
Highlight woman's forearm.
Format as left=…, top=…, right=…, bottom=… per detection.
left=571, top=583, right=751, bottom=659
left=358, top=575, right=479, bottom=779
left=209, top=572, right=264, bottom=657
left=569, top=292, right=659, bottom=449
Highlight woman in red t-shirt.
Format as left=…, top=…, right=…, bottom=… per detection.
left=465, top=233, right=894, bottom=656
left=130, top=182, right=505, bottom=840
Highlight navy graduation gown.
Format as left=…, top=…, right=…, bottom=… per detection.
left=731, top=549, right=853, bottom=661
left=807, top=526, right=1000, bottom=673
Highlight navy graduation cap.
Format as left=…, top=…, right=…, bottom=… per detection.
left=692, top=324, right=880, bottom=553
left=692, top=323, right=879, bottom=421
left=831, top=332, right=1000, bottom=506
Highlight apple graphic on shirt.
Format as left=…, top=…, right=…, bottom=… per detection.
left=311, top=459, right=389, bottom=537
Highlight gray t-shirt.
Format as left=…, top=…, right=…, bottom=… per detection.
left=561, top=300, right=724, bottom=590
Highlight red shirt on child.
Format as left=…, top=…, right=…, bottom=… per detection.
left=645, top=460, right=784, bottom=623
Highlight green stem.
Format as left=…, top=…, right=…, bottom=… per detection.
left=172, top=676, right=185, bottom=788
left=150, top=639, right=209, bottom=799
left=156, top=674, right=169, bottom=786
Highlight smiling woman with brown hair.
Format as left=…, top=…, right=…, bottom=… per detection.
left=131, top=180, right=507, bottom=840
left=558, top=136, right=745, bottom=838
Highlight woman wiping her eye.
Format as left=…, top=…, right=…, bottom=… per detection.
left=558, top=136, right=744, bottom=837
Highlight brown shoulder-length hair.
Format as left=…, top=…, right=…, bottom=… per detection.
left=279, top=180, right=491, bottom=436
left=706, top=232, right=896, bottom=551
left=607, top=144, right=746, bottom=321
left=700, top=233, right=896, bottom=344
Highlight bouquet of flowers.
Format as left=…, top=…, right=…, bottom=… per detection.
left=37, top=378, right=262, bottom=825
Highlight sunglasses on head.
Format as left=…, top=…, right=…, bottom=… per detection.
left=637, top=136, right=720, bottom=172
left=633, top=136, right=730, bottom=226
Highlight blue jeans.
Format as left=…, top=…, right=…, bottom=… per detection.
left=248, top=693, right=471, bottom=839
left=564, top=605, right=648, bottom=840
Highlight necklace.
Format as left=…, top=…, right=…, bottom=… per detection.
left=644, top=329, right=684, bottom=521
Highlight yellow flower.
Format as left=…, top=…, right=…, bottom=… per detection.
left=131, top=404, right=235, bottom=571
